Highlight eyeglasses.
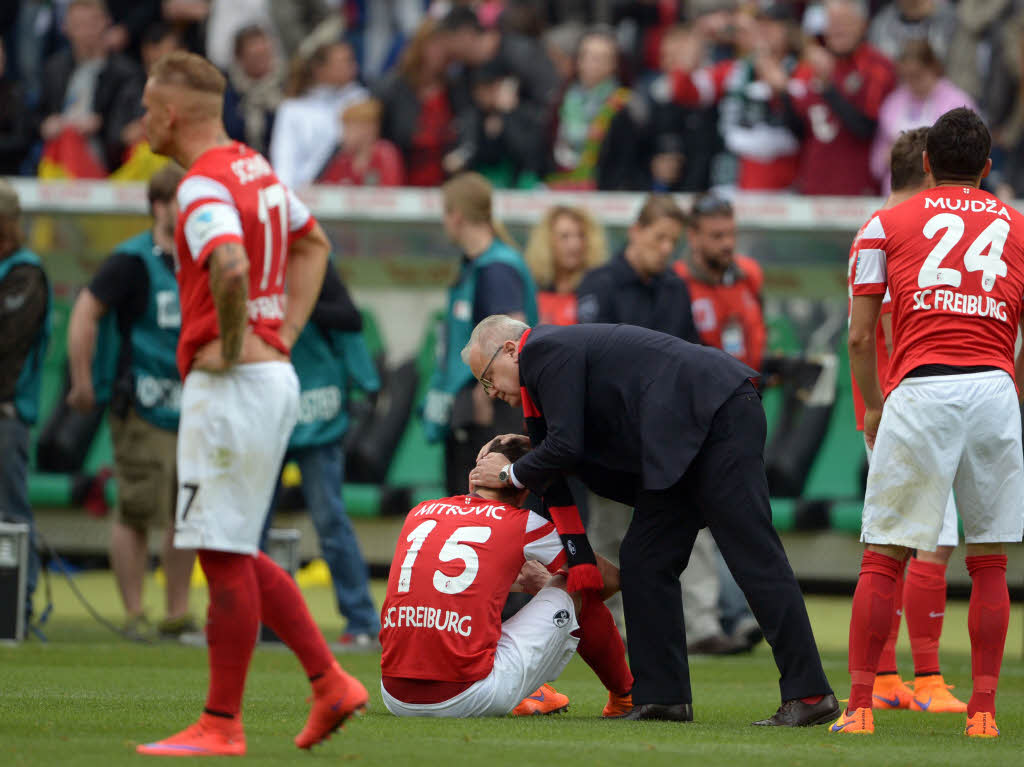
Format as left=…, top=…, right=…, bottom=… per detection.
left=479, top=345, right=503, bottom=394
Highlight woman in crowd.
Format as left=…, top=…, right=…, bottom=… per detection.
left=523, top=205, right=608, bottom=325
left=375, top=18, right=456, bottom=187
left=870, top=40, right=976, bottom=195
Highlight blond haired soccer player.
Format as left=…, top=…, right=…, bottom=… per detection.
left=135, top=51, right=367, bottom=756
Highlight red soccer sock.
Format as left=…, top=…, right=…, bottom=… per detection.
left=575, top=591, right=633, bottom=696
left=966, top=555, right=1009, bottom=717
left=198, top=549, right=261, bottom=718
left=252, top=551, right=334, bottom=680
left=877, top=564, right=904, bottom=675
left=904, top=557, right=947, bottom=677
left=847, top=550, right=903, bottom=711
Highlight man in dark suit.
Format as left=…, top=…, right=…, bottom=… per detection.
left=466, top=316, right=838, bottom=725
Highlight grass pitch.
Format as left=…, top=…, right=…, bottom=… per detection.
left=2, top=571, right=1023, bottom=766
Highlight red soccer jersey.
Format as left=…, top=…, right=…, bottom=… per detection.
left=847, top=212, right=892, bottom=430
left=851, top=187, right=1024, bottom=396
left=174, top=142, right=316, bottom=377
left=380, top=495, right=566, bottom=684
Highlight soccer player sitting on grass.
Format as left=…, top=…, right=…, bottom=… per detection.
left=379, top=436, right=634, bottom=718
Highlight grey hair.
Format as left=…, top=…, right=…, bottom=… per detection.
left=461, top=315, right=530, bottom=365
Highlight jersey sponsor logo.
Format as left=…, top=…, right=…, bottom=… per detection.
left=230, top=154, right=273, bottom=185
left=924, top=196, right=1011, bottom=221
left=413, top=501, right=505, bottom=520
left=911, top=289, right=1008, bottom=321
left=382, top=604, right=473, bottom=636
left=452, top=298, right=472, bottom=322
left=297, top=385, right=341, bottom=424
left=247, top=294, right=285, bottom=321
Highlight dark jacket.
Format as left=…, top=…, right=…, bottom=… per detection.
left=39, top=49, right=143, bottom=171
left=0, top=79, right=36, bottom=174
left=576, top=251, right=700, bottom=344
left=512, top=323, right=757, bottom=503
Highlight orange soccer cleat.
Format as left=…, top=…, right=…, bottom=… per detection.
left=136, top=713, right=246, bottom=756
left=964, top=711, right=999, bottom=738
left=871, top=674, right=915, bottom=710
left=510, top=683, right=570, bottom=715
left=830, top=707, right=875, bottom=734
left=294, top=661, right=369, bottom=749
left=909, top=675, right=967, bottom=713
left=602, top=691, right=633, bottom=718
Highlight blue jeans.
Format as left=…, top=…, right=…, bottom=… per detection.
left=0, top=417, right=37, bottom=620
left=262, top=442, right=380, bottom=635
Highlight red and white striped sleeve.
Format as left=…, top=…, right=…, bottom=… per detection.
left=851, top=214, right=888, bottom=296
left=286, top=186, right=315, bottom=241
left=522, top=511, right=567, bottom=574
left=177, top=174, right=243, bottom=267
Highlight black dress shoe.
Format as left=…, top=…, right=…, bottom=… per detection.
left=752, top=694, right=840, bottom=726
left=617, top=703, right=694, bottom=721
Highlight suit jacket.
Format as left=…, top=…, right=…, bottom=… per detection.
left=575, top=252, right=701, bottom=344
left=512, top=324, right=756, bottom=504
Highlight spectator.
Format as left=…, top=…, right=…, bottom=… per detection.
left=441, top=6, right=561, bottom=176
left=421, top=172, right=538, bottom=497
left=523, top=205, right=608, bottom=326
left=270, top=0, right=335, bottom=64
left=870, top=41, right=976, bottom=195
left=223, top=24, right=284, bottom=156
left=375, top=17, right=456, bottom=187
left=102, top=0, right=162, bottom=57
left=362, top=0, right=426, bottom=81
left=0, top=180, right=50, bottom=631
left=37, top=0, right=144, bottom=173
left=787, top=0, right=896, bottom=195
left=318, top=99, right=405, bottom=185
left=270, top=40, right=369, bottom=188
left=604, top=24, right=722, bottom=192
left=261, top=263, right=382, bottom=649
left=660, top=6, right=804, bottom=191
left=866, top=0, right=956, bottom=62
left=66, top=164, right=197, bottom=641
left=204, top=0, right=277, bottom=71
left=112, top=22, right=185, bottom=174
left=542, top=22, right=585, bottom=84
left=575, top=195, right=700, bottom=635
left=0, top=38, right=35, bottom=175
left=688, top=0, right=743, bottom=65
left=547, top=27, right=631, bottom=189
left=161, top=0, right=211, bottom=55
left=945, top=0, right=1024, bottom=150
left=449, top=59, right=545, bottom=188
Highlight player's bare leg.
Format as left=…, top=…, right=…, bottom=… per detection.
left=111, top=522, right=151, bottom=638
left=904, top=545, right=965, bottom=712
left=159, top=526, right=196, bottom=635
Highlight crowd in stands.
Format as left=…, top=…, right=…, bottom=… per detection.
left=4, top=0, right=1024, bottom=196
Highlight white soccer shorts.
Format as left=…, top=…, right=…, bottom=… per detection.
left=864, top=440, right=958, bottom=548
left=174, top=361, right=299, bottom=554
left=862, top=370, right=1024, bottom=551
left=380, top=586, right=580, bottom=717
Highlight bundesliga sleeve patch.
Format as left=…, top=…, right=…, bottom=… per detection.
left=184, top=202, right=243, bottom=260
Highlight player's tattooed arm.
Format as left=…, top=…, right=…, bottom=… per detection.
left=209, top=243, right=250, bottom=365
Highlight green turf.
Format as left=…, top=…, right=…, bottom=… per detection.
left=2, top=571, right=1023, bottom=766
